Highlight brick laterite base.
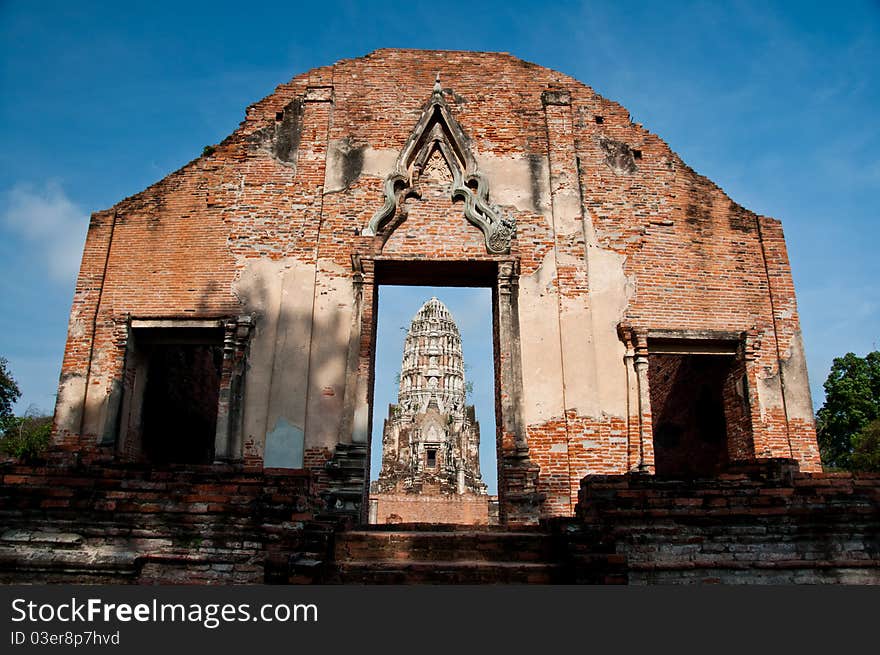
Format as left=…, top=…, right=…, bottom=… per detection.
left=1, top=459, right=877, bottom=584
left=567, top=459, right=880, bottom=584
left=0, top=462, right=318, bottom=584
left=370, top=493, right=495, bottom=525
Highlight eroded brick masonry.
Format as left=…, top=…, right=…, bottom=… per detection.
left=48, top=49, right=820, bottom=524
left=8, top=48, right=873, bottom=585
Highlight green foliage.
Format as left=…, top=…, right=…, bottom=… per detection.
left=1, top=411, right=52, bottom=462
left=202, top=145, right=216, bottom=157
left=0, top=357, right=21, bottom=419
left=851, top=419, right=880, bottom=473
left=816, top=351, right=880, bottom=471
left=465, top=380, right=474, bottom=398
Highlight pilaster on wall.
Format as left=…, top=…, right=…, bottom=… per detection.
left=340, top=255, right=372, bottom=448
left=215, top=316, right=254, bottom=463
left=496, top=260, right=543, bottom=525
left=742, top=329, right=769, bottom=459
left=53, top=210, right=117, bottom=449
left=755, top=217, right=821, bottom=470
left=496, top=261, right=526, bottom=454
left=540, top=88, right=611, bottom=513
left=263, top=85, right=334, bottom=468
left=334, top=254, right=376, bottom=522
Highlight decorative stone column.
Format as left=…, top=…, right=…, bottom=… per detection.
left=618, top=324, right=652, bottom=473
left=496, top=260, right=527, bottom=453
left=632, top=329, right=653, bottom=473
left=619, top=326, right=639, bottom=471
left=496, top=260, right=543, bottom=525
left=214, top=315, right=254, bottom=463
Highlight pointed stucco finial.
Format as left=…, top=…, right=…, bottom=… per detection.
left=433, top=72, right=442, bottom=94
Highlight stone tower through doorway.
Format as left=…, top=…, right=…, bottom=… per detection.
left=370, top=297, right=493, bottom=524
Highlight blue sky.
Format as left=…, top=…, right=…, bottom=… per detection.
left=1, top=0, right=878, bottom=446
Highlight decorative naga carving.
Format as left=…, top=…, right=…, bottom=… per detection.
left=363, top=74, right=515, bottom=254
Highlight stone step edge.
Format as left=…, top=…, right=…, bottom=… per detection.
left=338, top=531, right=553, bottom=539
left=337, top=560, right=561, bottom=570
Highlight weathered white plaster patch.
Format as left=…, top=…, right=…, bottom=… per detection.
left=780, top=329, right=814, bottom=421
left=54, top=374, right=86, bottom=434
left=519, top=250, right=566, bottom=425
left=303, top=259, right=356, bottom=450
left=586, top=244, right=634, bottom=416
left=264, top=417, right=305, bottom=468
left=233, top=256, right=317, bottom=459
left=325, top=143, right=398, bottom=193
left=476, top=153, right=551, bottom=217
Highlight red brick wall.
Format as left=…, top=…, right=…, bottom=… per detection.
left=54, top=49, right=821, bottom=521
left=573, top=461, right=880, bottom=584
left=0, top=462, right=314, bottom=584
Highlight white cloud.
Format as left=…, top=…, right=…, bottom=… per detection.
left=1, top=182, right=88, bottom=284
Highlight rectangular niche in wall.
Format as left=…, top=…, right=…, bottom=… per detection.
left=118, top=323, right=224, bottom=465
left=646, top=336, right=751, bottom=478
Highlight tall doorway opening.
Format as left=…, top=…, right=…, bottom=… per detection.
left=367, top=277, right=500, bottom=525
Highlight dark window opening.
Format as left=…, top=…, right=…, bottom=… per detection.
left=632, top=149, right=643, bottom=159
left=119, top=327, right=224, bottom=465
left=594, top=115, right=604, bottom=124
left=426, top=448, right=437, bottom=468
left=648, top=353, right=736, bottom=477
left=275, top=111, right=284, bottom=121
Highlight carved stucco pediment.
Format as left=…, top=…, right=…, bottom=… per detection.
left=363, top=75, right=516, bottom=254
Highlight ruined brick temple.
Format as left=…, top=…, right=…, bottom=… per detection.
left=369, top=297, right=493, bottom=525
left=2, top=49, right=878, bottom=584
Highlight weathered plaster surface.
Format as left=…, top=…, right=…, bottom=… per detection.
left=476, top=154, right=551, bottom=215
left=518, top=250, right=566, bottom=425
left=233, top=257, right=316, bottom=461
left=303, top=260, right=355, bottom=451
left=586, top=245, right=634, bottom=415
left=54, top=374, right=86, bottom=435
left=264, top=417, right=305, bottom=468
left=781, top=329, right=814, bottom=421
left=325, top=143, right=397, bottom=193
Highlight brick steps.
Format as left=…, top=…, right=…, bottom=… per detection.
left=336, top=530, right=556, bottom=562
left=327, top=527, right=567, bottom=584
left=334, top=560, right=561, bottom=584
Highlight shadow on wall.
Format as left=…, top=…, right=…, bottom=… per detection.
left=103, top=262, right=356, bottom=473
left=229, top=261, right=357, bottom=471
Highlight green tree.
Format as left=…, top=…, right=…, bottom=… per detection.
left=816, top=351, right=880, bottom=470
left=0, top=408, right=52, bottom=462
left=0, top=357, right=22, bottom=420
left=0, top=359, right=51, bottom=462
left=851, top=419, right=880, bottom=473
